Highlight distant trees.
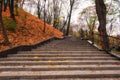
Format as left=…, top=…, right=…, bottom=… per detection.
left=53, top=0, right=62, bottom=29
left=36, top=0, right=63, bottom=32
left=34, top=0, right=78, bottom=35
left=20, top=0, right=25, bottom=8
left=79, top=6, right=97, bottom=44
left=106, top=0, right=120, bottom=35
left=37, top=0, right=42, bottom=19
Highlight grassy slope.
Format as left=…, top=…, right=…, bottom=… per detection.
left=0, top=8, right=63, bottom=51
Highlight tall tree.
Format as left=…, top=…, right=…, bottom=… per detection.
left=45, top=0, right=52, bottom=25
left=53, top=0, right=62, bottom=29
left=0, top=0, right=10, bottom=45
left=4, top=0, right=8, bottom=11
left=37, top=0, right=42, bottom=19
left=9, top=0, right=15, bottom=19
left=95, top=0, right=109, bottom=50
left=43, top=0, right=46, bottom=33
left=15, top=0, right=19, bottom=16
left=20, top=0, right=25, bottom=8
left=66, top=0, right=74, bottom=35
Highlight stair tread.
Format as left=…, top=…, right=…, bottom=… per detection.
left=0, top=65, right=119, bottom=69
left=0, top=60, right=119, bottom=64
left=1, top=57, right=116, bottom=61
left=0, top=71, right=120, bottom=77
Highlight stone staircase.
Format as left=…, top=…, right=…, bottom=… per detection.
left=0, top=37, right=120, bottom=80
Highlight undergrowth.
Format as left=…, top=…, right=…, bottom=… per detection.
left=3, top=17, right=17, bottom=32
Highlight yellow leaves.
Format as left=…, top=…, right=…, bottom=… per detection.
left=34, top=56, right=39, bottom=59
left=56, top=64, right=60, bottom=68
left=48, top=60, right=52, bottom=63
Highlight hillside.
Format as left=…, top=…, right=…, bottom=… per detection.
left=0, top=8, right=63, bottom=52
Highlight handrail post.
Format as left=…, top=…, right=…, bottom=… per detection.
left=91, top=31, right=94, bottom=44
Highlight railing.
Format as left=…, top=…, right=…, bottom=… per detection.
left=81, top=31, right=120, bottom=50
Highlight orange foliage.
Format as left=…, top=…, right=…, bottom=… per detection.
left=0, top=8, right=63, bottom=51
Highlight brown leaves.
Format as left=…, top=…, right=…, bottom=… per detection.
left=0, top=8, right=63, bottom=51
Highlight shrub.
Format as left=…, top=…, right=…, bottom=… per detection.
left=3, top=17, right=17, bottom=32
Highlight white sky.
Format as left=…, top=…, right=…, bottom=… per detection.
left=71, top=0, right=93, bottom=23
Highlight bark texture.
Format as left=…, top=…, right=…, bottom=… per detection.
left=0, top=0, right=10, bottom=45
left=95, top=0, right=109, bottom=50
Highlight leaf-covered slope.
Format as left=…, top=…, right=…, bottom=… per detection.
left=0, top=8, right=63, bottom=51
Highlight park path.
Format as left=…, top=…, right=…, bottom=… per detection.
left=0, top=37, right=120, bottom=80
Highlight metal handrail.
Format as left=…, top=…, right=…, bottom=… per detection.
left=82, top=31, right=120, bottom=50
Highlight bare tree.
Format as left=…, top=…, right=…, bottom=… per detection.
left=20, top=0, right=25, bottom=8
left=15, top=0, right=19, bottom=16
left=37, top=0, right=43, bottom=19
left=53, top=0, right=62, bottom=29
left=4, top=0, right=8, bottom=11
left=43, top=0, right=46, bottom=33
left=8, top=0, right=15, bottom=19
left=66, top=0, right=75, bottom=35
left=46, top=0, right=53, bottom=24
left=80, top=6, right=97, bottom=43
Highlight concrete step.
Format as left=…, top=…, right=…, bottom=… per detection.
left=7, top=55, right=111, bottom=57
left=0, top=57, right=117, bottom=61
left=7, top=53, right=111, bottom=57
left=7, top=78, right=119, bottom=80
left=36, top=47, right=96, bottom=49
left=0, top=70, right=120, bottom=79
left=35, top=45, right=95, bottom=49
left=0, top=60, right=119, bottom=63
left=18, top=51, right=105, bottom=54
left=34, top=49, right=98, bottom=51
left=0, top=65, right=120, bottom=71
left=0, top=60, right=119, bottom=66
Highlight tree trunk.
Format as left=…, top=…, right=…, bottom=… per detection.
left=0, top=0, right=10, bottom=45
left=37, top=0, right=40, bottom=19
left=91, top=18, right=96, bottom=44
left=53, top=0, right=58, bottom=29
left=9, top=0, right=15, bottom=19
left=43, top=0, right=46, bottom=33
left=15, top=0, right=18, bottom=16
left=60, top=15, right=69, bottom=32
left=95, top=0, right=109, bottom=50
left=66, top=0, right=74, bottom=36
left=20, top=0, right=25, bottom=9
left=4, top=0, right=8, bottom=11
